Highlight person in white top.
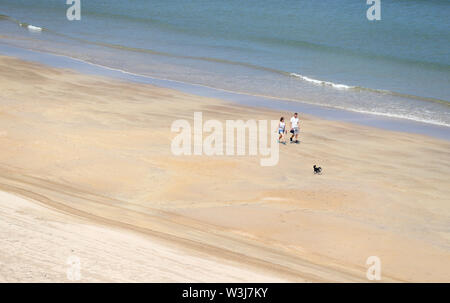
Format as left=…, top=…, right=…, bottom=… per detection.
left=290, top=112, right=300, bottom=143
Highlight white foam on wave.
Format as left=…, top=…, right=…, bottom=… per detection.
left=290, top=73, right=354, bottom=90
left=333, top=106, right=450, bottom=128
left=26, top=25, right=42, bottom=32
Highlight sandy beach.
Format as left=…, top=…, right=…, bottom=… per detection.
left=0, top=55, right=449, bottom=282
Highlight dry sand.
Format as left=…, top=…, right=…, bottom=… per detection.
left=0, top=191, right=287, bottom=282
left=0, top=56, right=449, bottom=282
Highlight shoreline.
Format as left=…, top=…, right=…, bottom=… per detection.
left=0, top=55, right=449, bottom=282
left=1, top=42, right=449, bottom=141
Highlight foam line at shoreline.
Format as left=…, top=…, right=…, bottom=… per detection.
left=0, top=42, right=449, bottom=140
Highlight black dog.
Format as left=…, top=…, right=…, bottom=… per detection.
left=313, top=165, right=322, bottom=174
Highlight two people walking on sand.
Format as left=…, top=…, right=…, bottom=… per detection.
left=278, top=112, right=300, bottom=144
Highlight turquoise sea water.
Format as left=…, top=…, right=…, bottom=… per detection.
left=1, top=0, right=449, bottom=126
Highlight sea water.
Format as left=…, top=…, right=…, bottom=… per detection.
left=1, top=0, right=449, bottom=127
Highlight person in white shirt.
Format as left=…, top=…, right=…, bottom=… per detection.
left=290, top=112, right=300, bottom=143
